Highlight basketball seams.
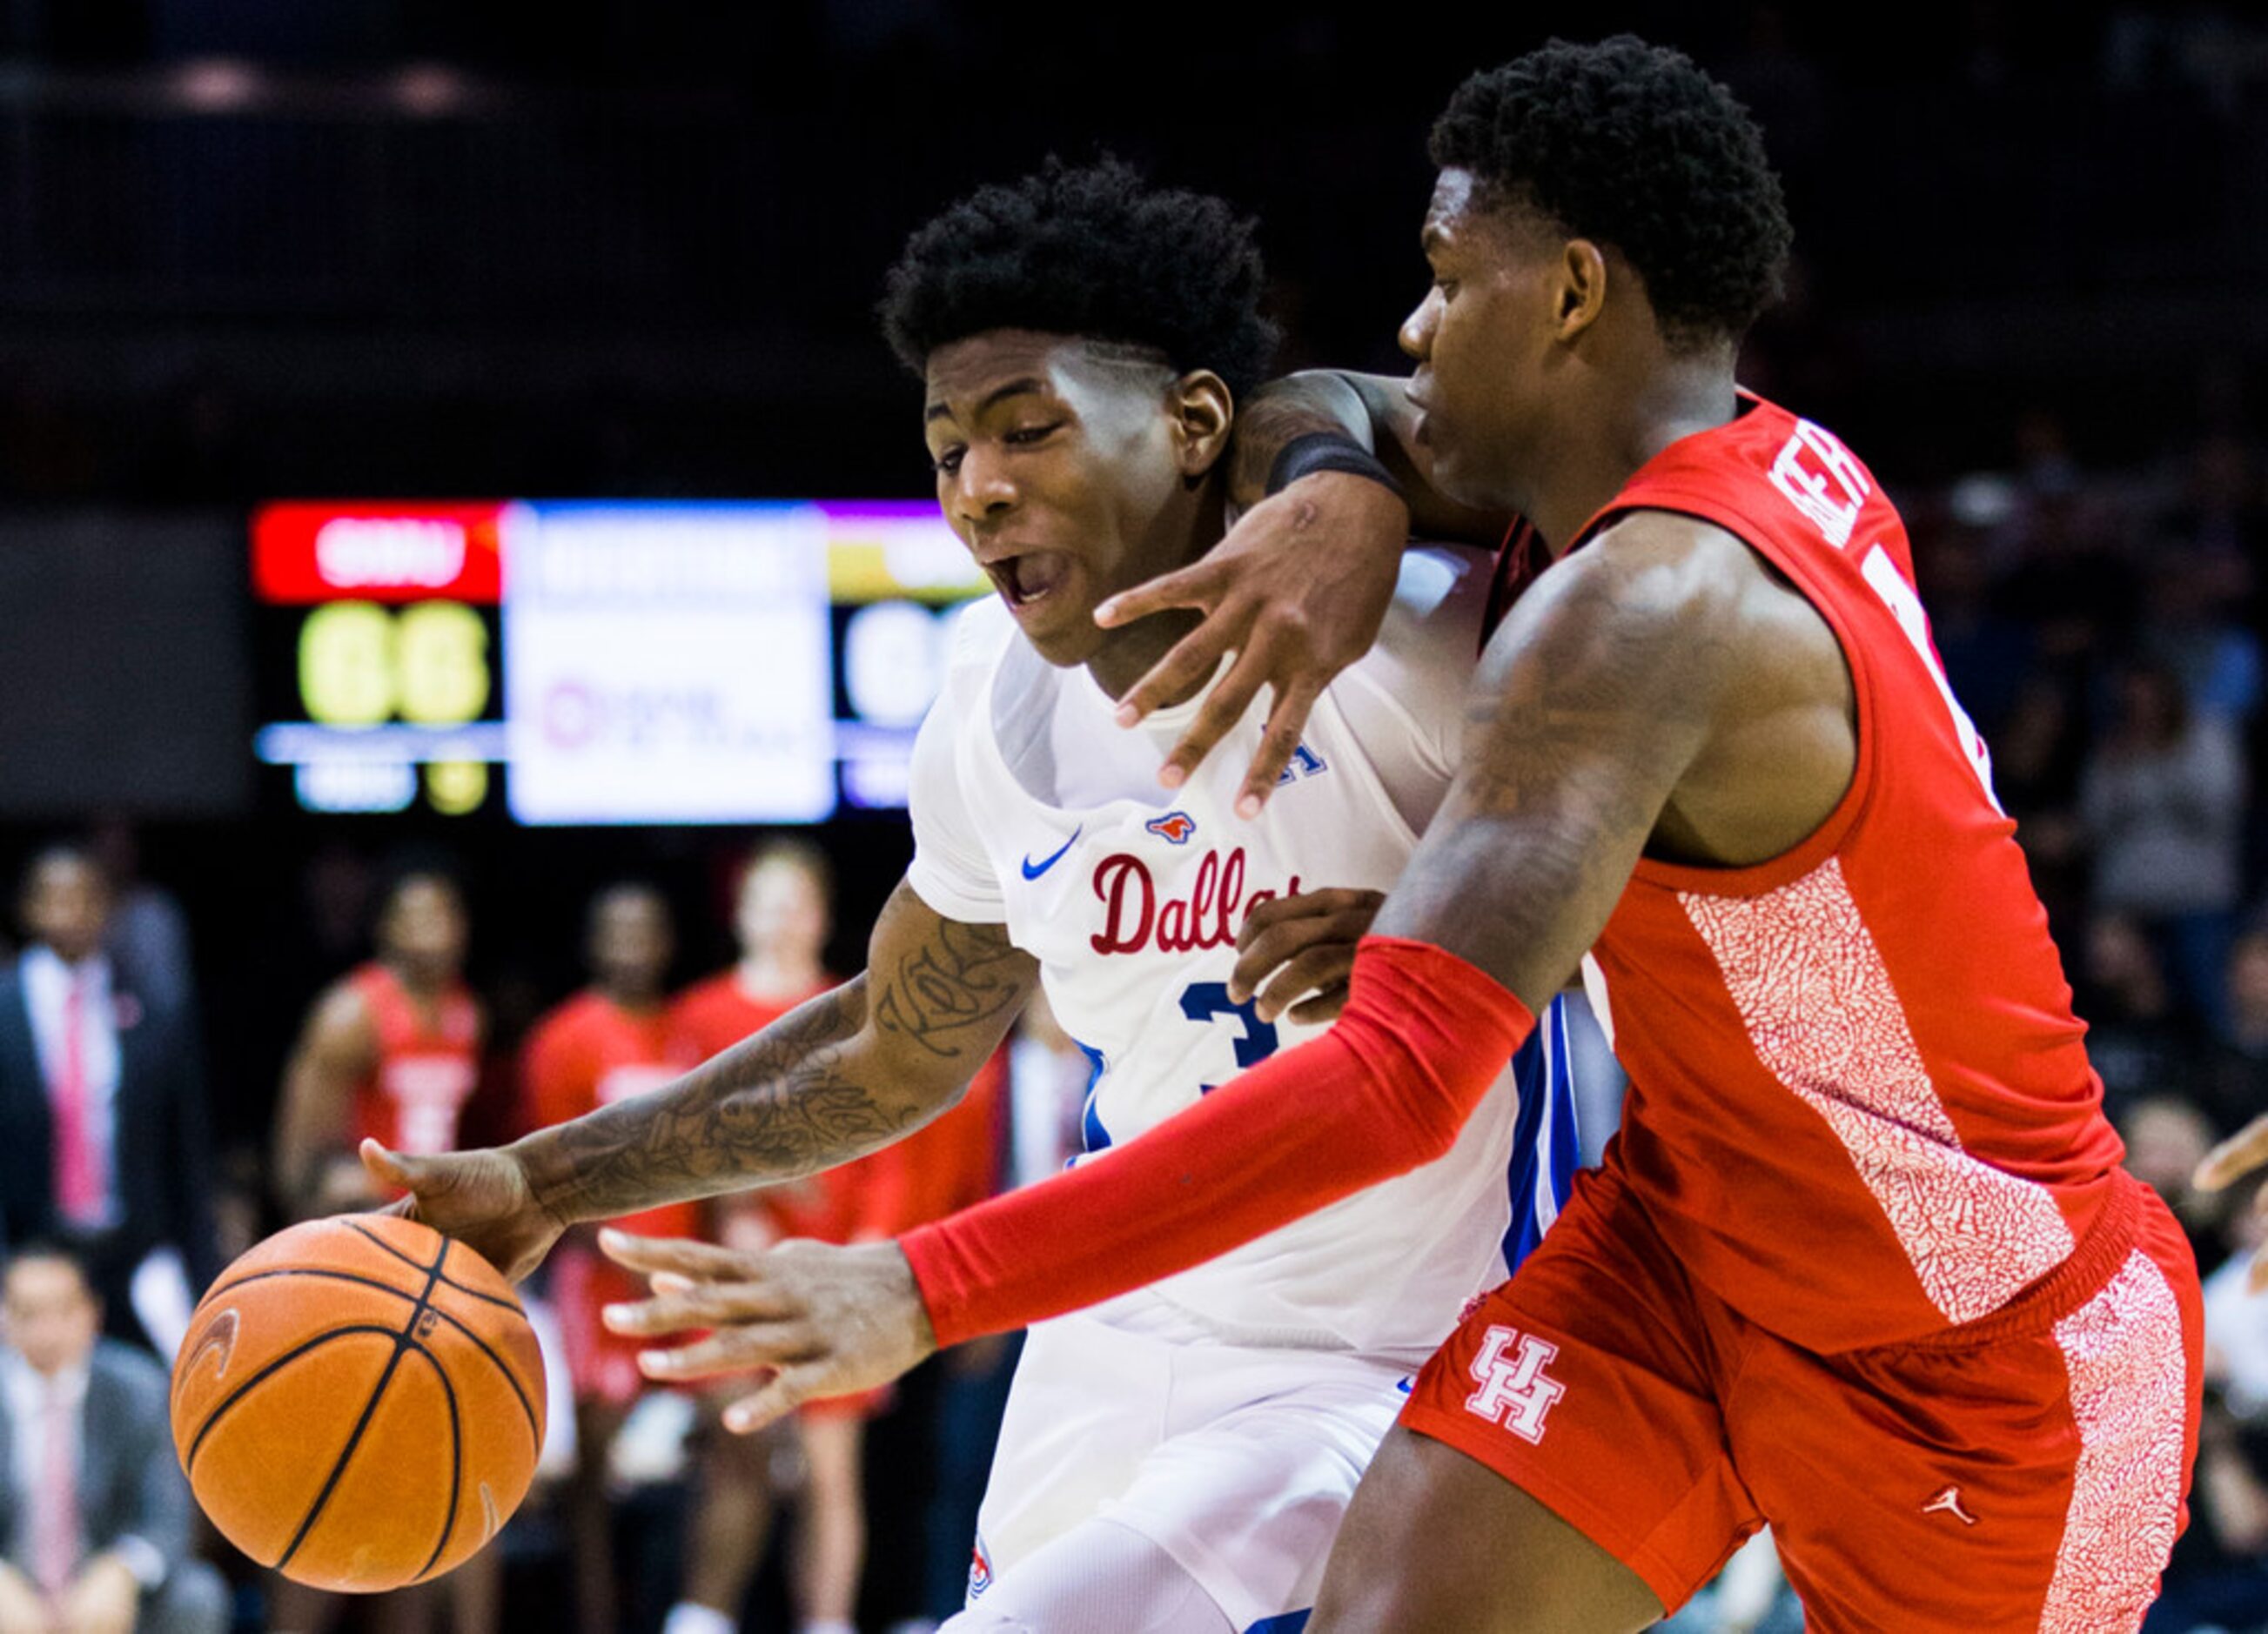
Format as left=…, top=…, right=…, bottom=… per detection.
left=184, top=1326, right=402, bottom=1476
left=198, top=1266, right=543, bottom=1449
left=404, top=1345, right=466, bottom=1583
left=345, top=1221, right=523, bottom=1312
left=274, top=1237, right=453, bottom=1576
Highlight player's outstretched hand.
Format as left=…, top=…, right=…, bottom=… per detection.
left=1095, top=472, right=1407, bottom=818
left=2196, top=1115, right=2268, bottom=1292
left=599, top=1230, right=936, bottom=1433
left=360, top=1138, right=567, bottom=1284
left=1227, top=887, right=1386, bottom=1025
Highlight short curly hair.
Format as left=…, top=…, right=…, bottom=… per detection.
left=1430, top=37, right=1792, bottom=349
left=878, top=157, right=1278, bottom=401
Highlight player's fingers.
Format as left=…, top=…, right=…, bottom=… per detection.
left=1093, top=557, right=1230, bottom=630
left=1113, top=622, right=1244, bottom=741
left=1234, top=887, right=1382, bottom=950
left=1235, top=675, right=1325, bottom=820
left=359, top=1138, right=416, bottom=1192
left=1228, top=908, right=1364, bottom=1003
left=2249, top=1247, right=2268, bottom=1296
left=602, top=1282, right=799, bottom=1337
left=1155, top=642, right=1274, bottom=792
left=598, top=1228, right=758, bottom=1280
left=721, top=1368, right=821, bottom=1435
left=1254, top=944, right=1359, bottom=1025
left=2195, top=1114, right=2268, bottom=1191
left=1285, top=984, right=1352, bottom=1027
left=637, top=1321, right=814, bottom=1382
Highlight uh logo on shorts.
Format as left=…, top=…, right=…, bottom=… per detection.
left=1463, top=1324, right=1567, bottom=1445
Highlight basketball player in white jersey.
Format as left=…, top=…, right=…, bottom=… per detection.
left=366, top=158, right=1576, bottom=1634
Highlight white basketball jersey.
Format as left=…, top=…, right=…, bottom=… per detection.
left=908, top=546, right=1520, bottom=1362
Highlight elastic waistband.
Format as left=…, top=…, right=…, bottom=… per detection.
left=1870, top=1169, right=2143, bottom=1356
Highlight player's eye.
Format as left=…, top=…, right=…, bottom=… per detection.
left=931, top=446, right=965, bottom=477
left=1003, top=422, right=1061, bottom=447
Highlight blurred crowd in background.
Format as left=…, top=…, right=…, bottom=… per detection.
left=3, top=2, right=2268, bottom=1631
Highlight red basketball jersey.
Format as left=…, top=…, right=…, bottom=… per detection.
left=348, top=962, right=481, bottom=1158
left=521, top=990, right=704, bottom=1239
left=1576, top=393, right=2126, bottom=1352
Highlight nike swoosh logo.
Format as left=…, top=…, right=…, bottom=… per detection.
left=1021, top=826, right=1084, bottom=880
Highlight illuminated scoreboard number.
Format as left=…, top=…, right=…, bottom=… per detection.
left=254, top=501, right=509, bottom=818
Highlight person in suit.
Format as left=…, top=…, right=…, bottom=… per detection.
left=0, top=847, right=218, bottom=1357
left=0, top=1242, right=229, bottom=1634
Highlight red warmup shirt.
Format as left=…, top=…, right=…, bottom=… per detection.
left=1573, top=392, right=2123, bottom=1350
left=903, top=392, right=2125, bottom=1352
left=521, top=990, right=704, bottom=1239
left=348, top=963, right=481, bottom=1157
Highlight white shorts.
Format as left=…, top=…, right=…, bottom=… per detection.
left=970, top=1302, right=1412, bottom=1631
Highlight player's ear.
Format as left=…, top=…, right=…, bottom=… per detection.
left=1553, top=239, right=1609, bottom=342
left=1170, top=370, right=1234, bottom=485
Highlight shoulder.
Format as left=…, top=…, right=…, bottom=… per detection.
left=306, top=979, right=376, bottom=1045
left=1344, top=543, right=1494, bottom=686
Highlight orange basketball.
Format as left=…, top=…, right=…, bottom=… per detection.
left=169, top=1214, right=547, bottom=1592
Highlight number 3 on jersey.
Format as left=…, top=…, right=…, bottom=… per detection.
left=1178, top=981, right=1279, bottom=1095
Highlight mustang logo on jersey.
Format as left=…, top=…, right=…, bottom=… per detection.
left=1089, top=847, right=1302, bottom=957
left=1145, top=811, right=1198, bottom=844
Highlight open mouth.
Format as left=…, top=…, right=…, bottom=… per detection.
left=987, top=550, right=1073, bottom=611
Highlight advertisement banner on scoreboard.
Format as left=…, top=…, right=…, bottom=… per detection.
left=502, top=503, right=837, bottom=825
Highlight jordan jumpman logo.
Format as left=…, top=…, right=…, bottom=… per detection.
left=1922, top=1486, right=1978, bottom=1525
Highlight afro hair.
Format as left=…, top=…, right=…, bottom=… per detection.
left=878, top=157, right=1278, bottom=401
left=1430, top=36, right=1793, bottom=348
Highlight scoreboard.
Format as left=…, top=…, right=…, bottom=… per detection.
left=252, top=500, right=983, bottom=822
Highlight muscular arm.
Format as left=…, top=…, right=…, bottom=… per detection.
left=1224, top=370, right=1514, bottom=547
left=272, top=984, right=379, bottom=1216
left=513, top=881, right=1039, bottom=1229
left=905, top=516, right=1755, bottom=1342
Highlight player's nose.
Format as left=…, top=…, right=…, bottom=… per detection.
left=1399, top=289, right=1439, bottom=361
left=949, top=444, right=1017, bottom=527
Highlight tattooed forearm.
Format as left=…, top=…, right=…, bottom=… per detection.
left=516, top=881, right=1039, bottom=1226
left=871, top=913, right=1033, bottom=1058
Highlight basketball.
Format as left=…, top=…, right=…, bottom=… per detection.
left=168, top=1215, right=547, bottom=1592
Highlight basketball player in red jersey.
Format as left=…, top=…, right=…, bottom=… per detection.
left=668, top=842, right=877, bottom=1634
left=519, top=881, right=704, bottom=1634
left=579, top=37, right=2202, bottom=1632
left=273, top=870, right=482, bottom=1219
left=270, top=867, right=493, bottom=1634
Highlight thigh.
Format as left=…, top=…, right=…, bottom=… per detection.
left=972, top=1316, right=1172, bottom=1597
left=1103, top=1357, right=1405, bottom=1631
left=1392, top=1166, right=1761, bottom=1617
left=1312, top=1426, right=1663, bottom=1634
left=1742, top=1187, right=2204, bottom=1633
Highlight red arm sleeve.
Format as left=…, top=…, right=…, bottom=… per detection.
left=901, top=935, right=1534, bottom=1347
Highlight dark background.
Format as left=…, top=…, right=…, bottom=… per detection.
left=0, top=0, right=2258, bottom=1139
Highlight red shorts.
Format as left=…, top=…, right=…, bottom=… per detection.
left=551, top=1242, right=891, bottom=1420
left=1401, top=1164, right=2202, bottom=1632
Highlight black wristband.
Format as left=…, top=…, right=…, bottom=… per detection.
left=1264, top=431, right=1406, bottom=501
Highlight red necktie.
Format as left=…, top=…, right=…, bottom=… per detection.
left=31, top=1380, right=78, bottom=1597
left=50, top=972, right=104, bottom=1226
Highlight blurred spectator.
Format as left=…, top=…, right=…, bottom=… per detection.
left=2119, top=1095, right=2230, bottom=1270
left=87, top=821, right=197, bottom=1021
left=519, top=883, right=702, bottom=1634
left=2152, top=1185, right=2268, bottom=1631
left=0, top=1242, right=228, bottom=1634
left=671, top=845, right=875, bottom=1634
left=2203, top=928, right=2268, bottom=1133
left=2081, top=660, right=2250, bottom=1030
left=2073, top=913, right=2207, bottom=1124
left=271, top=870, right=484, bottom=1218
left=0, top=847, right=216, bottom=1358
left=2140, top=546, right=2261, bottom=728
